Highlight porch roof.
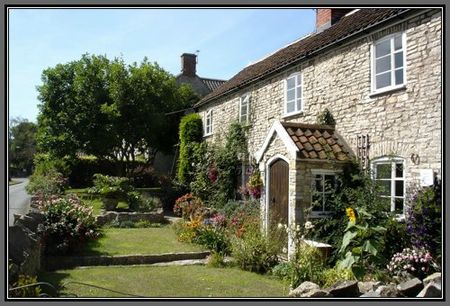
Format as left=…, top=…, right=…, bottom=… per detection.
left=281, top=122, right=353, bottom=161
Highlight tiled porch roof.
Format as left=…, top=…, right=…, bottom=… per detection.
left=281, top=122, right=353, bottom=161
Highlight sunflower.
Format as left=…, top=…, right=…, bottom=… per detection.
left=346, top=207, right=356, bottom=223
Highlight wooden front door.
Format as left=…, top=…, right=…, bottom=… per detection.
left=269, top=159, right=289, bottom=227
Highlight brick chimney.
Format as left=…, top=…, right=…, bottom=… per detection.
left=316, top=9, right=353, bottom=32
left=181, top=53, right=197, bottom=77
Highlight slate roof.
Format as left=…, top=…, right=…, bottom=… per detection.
left=282, top=122, right=352, bottom=161
left=200, top=78, right=227, bottom=92
left=195, top=8, right=412, bottom=107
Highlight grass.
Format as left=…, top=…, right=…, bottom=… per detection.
left=79, top=226, right=206, bottom=256
left=39, top=265, right=289, bottom=297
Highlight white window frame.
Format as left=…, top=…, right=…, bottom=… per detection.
left=371, top=156, right=405, bottom=215
left=370, top=32, right=407, bottom=95
left=283, top=72, right=303, bottom=117
left=310, top=169, right=339, bottom=218
left=239, top=94, right=250, bottom=124
left=204, top=109, right=213, bottom=136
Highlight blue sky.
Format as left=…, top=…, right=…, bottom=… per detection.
left=9, top=8, right=316, bottom=122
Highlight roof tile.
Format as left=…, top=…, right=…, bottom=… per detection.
left=280, top=122, right=353, bottom=161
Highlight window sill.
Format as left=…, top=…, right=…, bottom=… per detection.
left=203, top=133, right=213, bottom=138
left=369, top=84, right=406, bottom=98
left=281, top=110, right=304, bottom=119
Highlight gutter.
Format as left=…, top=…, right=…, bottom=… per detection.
left=196, top=8, right=435, bottom=109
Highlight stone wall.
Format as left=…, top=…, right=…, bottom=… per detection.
left=199, top=9, right=441, bottom=200
left=95, top=209, right=165, bottom=226
left=8, top=210, right=45, bottom=283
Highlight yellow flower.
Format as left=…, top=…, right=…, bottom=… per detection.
left=346, top=207, right=356, bottom=223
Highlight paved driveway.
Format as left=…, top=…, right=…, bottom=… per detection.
left=8, top=178, right=31, bottom=226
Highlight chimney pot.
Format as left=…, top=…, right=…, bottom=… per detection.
left=181, top=53, right=197, bottom=77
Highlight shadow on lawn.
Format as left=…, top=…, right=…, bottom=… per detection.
left=38, top=271, right=73, bottom=297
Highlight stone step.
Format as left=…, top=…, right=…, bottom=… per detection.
left=43, top=251, right=211, bottom=271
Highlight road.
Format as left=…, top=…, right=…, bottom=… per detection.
left=8, top=178, right=31, bottom=226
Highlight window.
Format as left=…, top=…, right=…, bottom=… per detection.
left=204, top=109, right=213, bottom=136
left=311, top=171, right=338, bottom=216
left=372, top=157, right=405, bottom=214
left=239, top=94, right=250, bottom=124
left=372, top=32, right=406, bottom=92
left=284, top=73, right=303, bottom=115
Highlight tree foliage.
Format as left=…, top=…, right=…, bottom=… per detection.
left=177, top=113, right=203, bottom=185
left=9, top=117, right=37, bottom=175
left=36, top=54, right=198, bottom=165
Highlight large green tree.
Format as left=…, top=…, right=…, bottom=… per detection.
left=9, top=117, right=37, bottom=175
left=37, top=54, right=198, bottom=165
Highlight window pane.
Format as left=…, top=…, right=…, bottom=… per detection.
left=296, top=99, right=302, bottom=111
left=394, top=35, right=402, bottom=50
left=314, top=177, right=323, bottom=192
left=376, top=163, right=391, bottom=179
left=394, top=52, right=403, bottom=68
left=376, top=56, right=391, bottom=74
left=395, top=69, right=404, bottom=85
left=324, top=175, right=335, bottom=192
left=395, top=180, right=404, bottom=197
left=287, top=77, right=295, bottom=89
left=395, top=198, right=404, bottom=213
left=286, top=102, right=295, bottom=113
left=376, top=72, right=391, bottom=89
left=377, top=180, right=391, bottom=196
left=375, top=39, right=391, bottom=57
left=287, top=89, right=295, bottom=102
left=395, top=163, right=403, bottom=177
left=296, top=86, right=302, bottom=98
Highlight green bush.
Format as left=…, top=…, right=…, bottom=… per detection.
left=316, top=108, right=336, bottom=126
left=177, top=113, right=203, bottom=185
left=206, top=251, right=226, bottom=268
left=289, top=243, right=327, bottom=288
left=9, top=275, right=42, bottom=298
left=271, top=262, right=294, bottom=283
left=230, top=222, right=282, bottom=274
left=26, top=169, right=67, bottom=197
left=194, top=225, right=231, bottom=255
left=321, top=267, right=355, bottom=288
left=37, top=194, right=99, bottom=255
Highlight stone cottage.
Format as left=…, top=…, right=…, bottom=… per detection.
left=194, top=8, right=442, bottom=254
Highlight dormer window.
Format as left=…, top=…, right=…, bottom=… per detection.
left=204, top=109, right=213, bottom=136
left=371, top=32, right=406, bottom=93
left=239, top=94, right=250, bottom=124
left=284, top=72, right=303, bottom=116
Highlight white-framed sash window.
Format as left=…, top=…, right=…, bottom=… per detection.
left=284, top=72, right=303, bottom=115
left=371, top=32, right=406, bottom=93
left=239, top=94, right=250, bottom=124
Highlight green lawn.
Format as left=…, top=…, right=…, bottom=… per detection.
left=79, top=227, right=206, bottom=256
left=39, top=265, right=289, bottom=297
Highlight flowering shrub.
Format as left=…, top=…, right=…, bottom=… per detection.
left=211, top=213, right=227, bottom=228
left=246, top=169, right=263, bottom=199
left=37, top=194, right=100, bottom=255
left=172, top=218, right=203, bottom=243
left=173, top=193, right=205, bottom=221
left=387, top=248, right=435, bottom=280
left=406, top=185, right=441, bottom=260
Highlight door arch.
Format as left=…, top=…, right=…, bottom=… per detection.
left=268, top=158, right=289, bottom=227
